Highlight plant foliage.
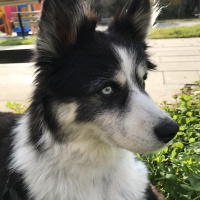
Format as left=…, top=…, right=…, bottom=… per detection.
left=6, top=102, right=28, bottom=113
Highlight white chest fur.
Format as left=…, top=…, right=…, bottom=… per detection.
left=10, top=115, right=149, bottom=200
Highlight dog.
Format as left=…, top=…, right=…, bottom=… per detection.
left=0, top=0, right=179, bottom=199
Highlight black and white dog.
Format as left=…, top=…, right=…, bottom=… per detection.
left=0, top=0, right=179, bottom=199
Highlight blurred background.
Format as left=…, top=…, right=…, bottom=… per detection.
left=88, top=0, right=200, bottom=21
left=0, top=0, right=200, bottom=37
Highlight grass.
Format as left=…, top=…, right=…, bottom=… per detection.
left=149, top=24, right=200, bottom=39
left=157, top=18, right=200, bottom=23
left=0, top=23, right=200, bottom=45
left=0, top=36, right=36, bottom=46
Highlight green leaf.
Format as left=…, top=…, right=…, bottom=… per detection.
left=190, top=141, right=200, bottom=149
left=188, top=177, right=200, bottom=191
left=180, top=184, right=195, bottom=191
left=180, top=94, right=192, bottom=102
left=179, top=126, right=185, bottom=131
left=177, top=132, right=185, bottom=136
left=173, top=115, right=178, bottom=121
left=173, top=142, right=184, bottom=149
left=161, top=147, right=168, bottom=154
left=192, top=173, right=200, bottom=180
left=190, top=117, right=197, bottom=122
left=187, top=112, right=193, bottom=117
left=189, top=138, right=195, bottom=143
left=171, top=148, right=177, bottom=160
left=181, top=117, right=187, bottom=124
left=166, top=174, right=176, bottom=180
left=6, top=101, right=12, bottom=108
left=194, top=187, right=200, bottom=192
left=194, top=124, right=200, bottom=128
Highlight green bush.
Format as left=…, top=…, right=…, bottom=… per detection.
left=139, top=81, right=200, bottom=200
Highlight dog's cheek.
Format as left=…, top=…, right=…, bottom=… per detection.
left=56, top=103, right=78, bottom=125
left=75, top=96, right=105, bottom=123
left=89, top=92, right=166, bottom=153
left=74, top=94, right=126, bottom=123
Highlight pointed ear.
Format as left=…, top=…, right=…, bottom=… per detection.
left=108, top=0, right=159, bottom=42
left=37, top=0, right=97, bottom=57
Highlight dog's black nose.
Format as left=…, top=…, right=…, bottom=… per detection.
left=155, top=120, right=179, bottom=143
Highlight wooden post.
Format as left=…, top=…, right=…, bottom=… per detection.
left=17, top=13, right=24, bottom=38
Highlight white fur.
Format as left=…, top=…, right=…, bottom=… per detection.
left=114, top=47, right=134, bottom=87
left=151, top=1, right=162, bottom=28
left=114, top=71, right=127, bottom=86
left=56, top=103, right=78, bottom=124
left=10, top=114, right=149, bottom=200
left=137, top=65, right=147, bottom=81
left=114, top=46, right=147, bottom=86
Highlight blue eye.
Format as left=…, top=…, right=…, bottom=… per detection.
left=101, top=86, right=113, bottom=95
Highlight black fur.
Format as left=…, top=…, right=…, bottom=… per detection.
left=108, top=0, right=152, bottom=42
left=0, top=113, right=24, bottom=197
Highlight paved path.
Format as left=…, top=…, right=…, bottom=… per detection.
left=146, top=38, right=200, bottom=104
left=96, top=21, right=200, bottom=31
left=0, top=38, right=200, bottom=111
left=157, top=20, right=200, bottom=28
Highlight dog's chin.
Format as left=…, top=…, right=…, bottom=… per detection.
left=125, top=144, right=165, bottom=155
left=109, top=136, right=168, bottom=155
left=131, top=143, right=167, bottom=155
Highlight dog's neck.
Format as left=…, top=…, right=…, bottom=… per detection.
left=10, top=114, right=148, bottom=200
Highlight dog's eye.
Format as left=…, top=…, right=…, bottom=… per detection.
left=101, top=86, right=113, bottom=95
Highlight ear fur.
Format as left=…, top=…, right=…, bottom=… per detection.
left=108, top=0, right=160, bottom=41
left=34, top=0, right=97, bottom=91
left=36, top=0, right=97, bottom=59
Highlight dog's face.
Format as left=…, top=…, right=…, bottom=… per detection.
left=34, top=0, right=178, bottom=154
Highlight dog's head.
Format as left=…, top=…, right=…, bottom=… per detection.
left=34, top=0, right=178, bottom=154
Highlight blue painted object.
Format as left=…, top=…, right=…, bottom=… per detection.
left=13, top=4, right=34, bottom=36
left=13, top=27, right=31, bottom=36
left=17, top=4, right=34, bottom=12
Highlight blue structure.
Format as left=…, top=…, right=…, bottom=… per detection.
left=13, top=4, right=34, bottom=36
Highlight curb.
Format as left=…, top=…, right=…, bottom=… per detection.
left=0, top=45, right=34, bottom=63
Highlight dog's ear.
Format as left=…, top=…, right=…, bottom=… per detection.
left=36, top=0, right=97, bottom=57
left=108, top=0, right=159, bottom=42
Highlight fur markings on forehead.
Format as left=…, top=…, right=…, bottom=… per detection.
left=113, top=46, right=134, bottom=87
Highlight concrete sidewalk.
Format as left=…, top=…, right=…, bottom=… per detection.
left=146, top=38, right=200, bottom=103
left=0, top=38, right=200, bottom=111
